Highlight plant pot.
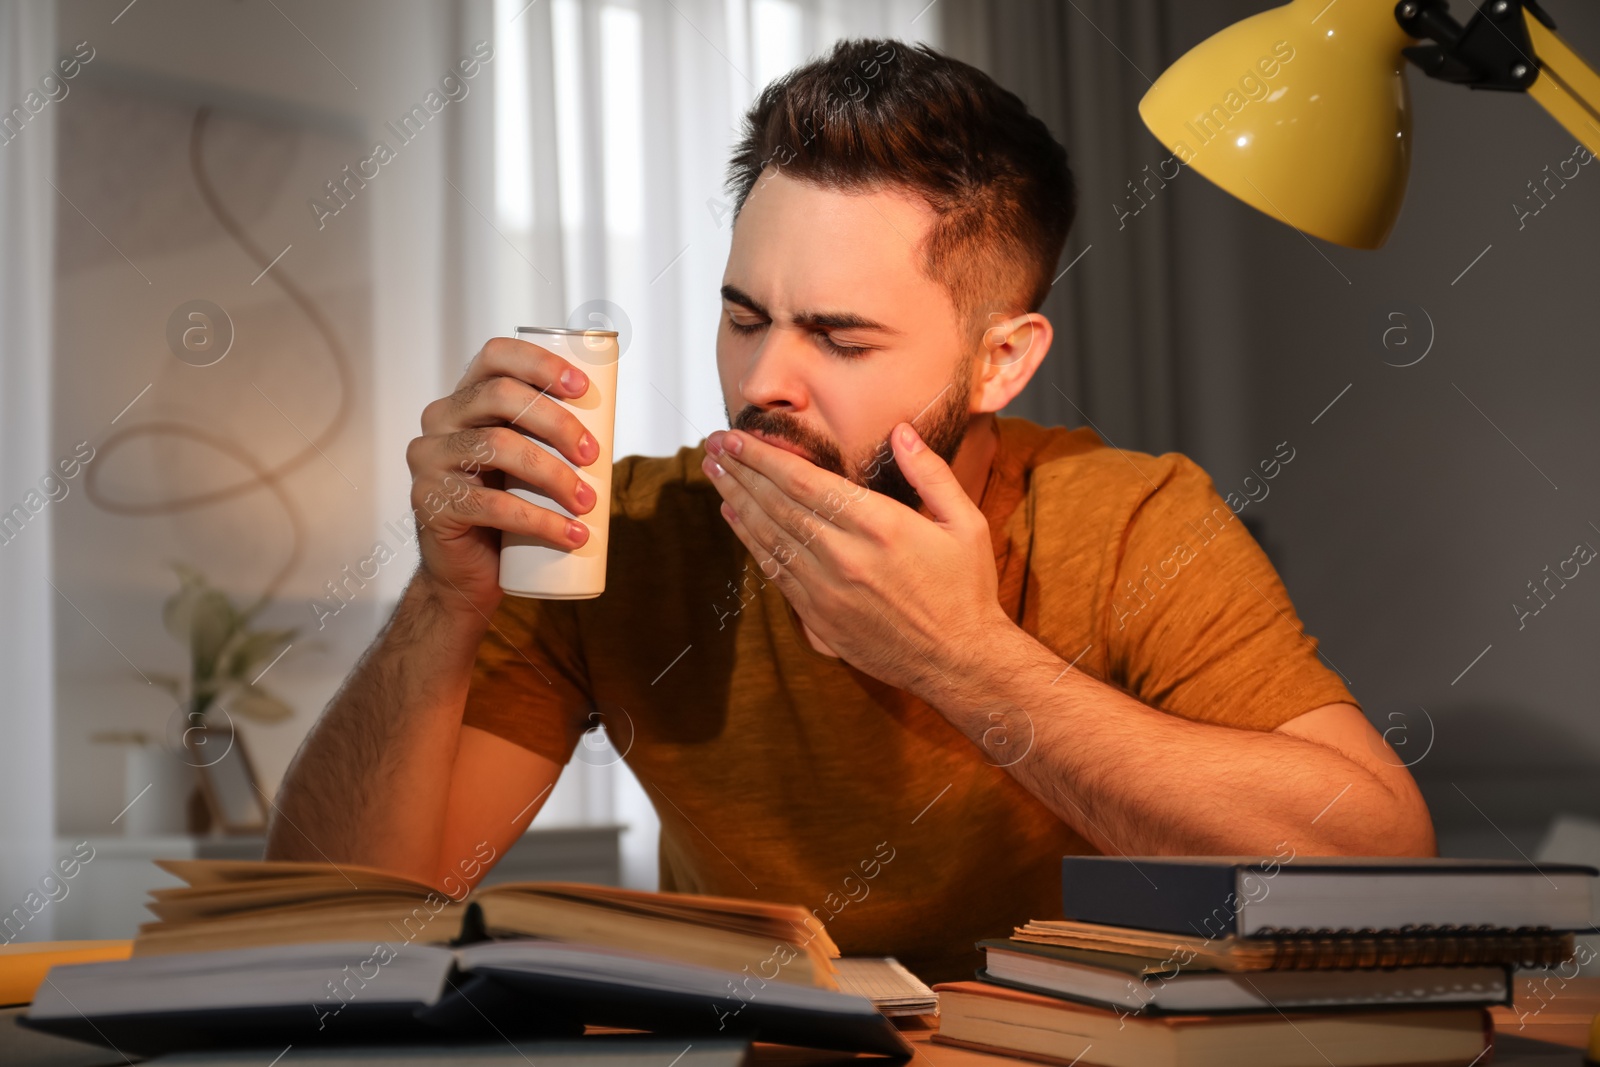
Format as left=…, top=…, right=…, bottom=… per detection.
left=122, top=743, right=198, bottom=837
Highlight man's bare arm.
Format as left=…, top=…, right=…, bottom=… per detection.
left=265, top=575, right=560, bottom=887
left=265, top=338, right=599, bottom=888
left=266, top=576, right=479, bottom=876
left=925, top=625, right=1436, bottom=858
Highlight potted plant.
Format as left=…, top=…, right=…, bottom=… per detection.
left=96, top=564, right=299, bottom=835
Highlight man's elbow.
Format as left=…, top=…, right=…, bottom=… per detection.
left=1367, top=810, right=1438, bottom=857
left=1337, top=782, right=1438, bottom=857
left=1390, top=800, right=1438, bottom=857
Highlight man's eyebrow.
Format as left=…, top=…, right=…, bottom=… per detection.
left=719, top=284, right=901, bottom=335
left=794, top=308, right=901, bottom=334
left=720, top=284, right=768, bottom=317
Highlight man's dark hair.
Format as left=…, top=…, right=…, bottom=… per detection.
left=725, top=39, right=1076, bottom=341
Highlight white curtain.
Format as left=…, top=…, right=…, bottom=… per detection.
left=468, top=0, right=940, bottom=888
left=0, top=0, right=58, bottom=940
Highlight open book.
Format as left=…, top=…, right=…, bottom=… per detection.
left=24, top=939, right=912, bottom=1059
left=137, top=859, right=840, bottom=989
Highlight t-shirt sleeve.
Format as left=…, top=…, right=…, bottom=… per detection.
left=460, top=592, right=591, bottom=765
left=1102, top=454, right=1358, bottom=731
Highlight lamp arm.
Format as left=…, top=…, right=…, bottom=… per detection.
left=1523, top=14, right=1600, bottom=154
left=1396, top=0, right=1600, bottom=154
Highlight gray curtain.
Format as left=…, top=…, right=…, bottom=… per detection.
left=940, top=0, right=1182, bottom=457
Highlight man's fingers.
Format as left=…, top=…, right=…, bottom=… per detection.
left=714, top=489, right=812, bottom=597
left=422, top=376, right=597, bottom=473
left=418, top=482, right=588, bottom=550
left=407, top=427, right=597, bottom=524
left=889, top=422, right=970, bottom=525
left=454, top=336, right=591, bottom=401
left=705, top=452, right=827, bottom=580
left=710, top=429, right=874, bottom=536
left=710, top=448, right=867, bottom=557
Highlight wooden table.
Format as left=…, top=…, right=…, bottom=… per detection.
left=1487, top=974, right=1600, bottom=1051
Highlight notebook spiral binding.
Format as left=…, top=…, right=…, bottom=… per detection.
left=1247, top=926, right=1575, bottom=970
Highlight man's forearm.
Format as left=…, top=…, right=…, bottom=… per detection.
left=923, top=625, right=1432, bottom=857
left=264, top=572, right=491, bottom=880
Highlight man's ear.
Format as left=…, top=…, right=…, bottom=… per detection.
left=972, top=312, right=1052, bottom=414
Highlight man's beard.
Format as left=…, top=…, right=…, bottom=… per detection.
left=724, top=362, right=974, bottom=513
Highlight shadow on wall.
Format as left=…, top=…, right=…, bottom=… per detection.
left=1387, top=701, right=1600, bottom=857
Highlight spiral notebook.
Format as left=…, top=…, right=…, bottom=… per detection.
left=1012, top=918, right=1576, bottom=972
left=977, top=938, right=1511, bottom=1012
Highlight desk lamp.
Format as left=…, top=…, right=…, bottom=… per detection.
left=1138, top=0, right=1600, bottom=248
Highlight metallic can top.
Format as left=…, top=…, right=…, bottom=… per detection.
left=516, top=325, right=620, bottom=338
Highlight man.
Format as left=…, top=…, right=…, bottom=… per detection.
left=268, top=39, right=1435, bottom=984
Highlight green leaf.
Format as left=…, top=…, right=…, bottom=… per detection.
left=154, top=565, right=299, bottom=730
left=190, top=588, right=242, bottom=681
left=161, top=563, right=211, bottom=642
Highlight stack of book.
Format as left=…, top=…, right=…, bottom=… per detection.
left=933, top=856, right=1598, bottom=1067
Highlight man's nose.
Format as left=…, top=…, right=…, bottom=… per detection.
left=738, top=327, right=813, bottom=412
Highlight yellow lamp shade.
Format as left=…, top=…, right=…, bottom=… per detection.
left=1139, top=0, right=1416, bottom=249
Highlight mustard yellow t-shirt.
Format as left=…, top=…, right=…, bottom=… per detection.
left=462, top=416, right=1355, bottom=983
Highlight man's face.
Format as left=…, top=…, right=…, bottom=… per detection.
left=716, top=169, right=975, bottom=512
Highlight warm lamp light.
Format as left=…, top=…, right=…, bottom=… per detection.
left=1140, top=0, right=1600, bottom=249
